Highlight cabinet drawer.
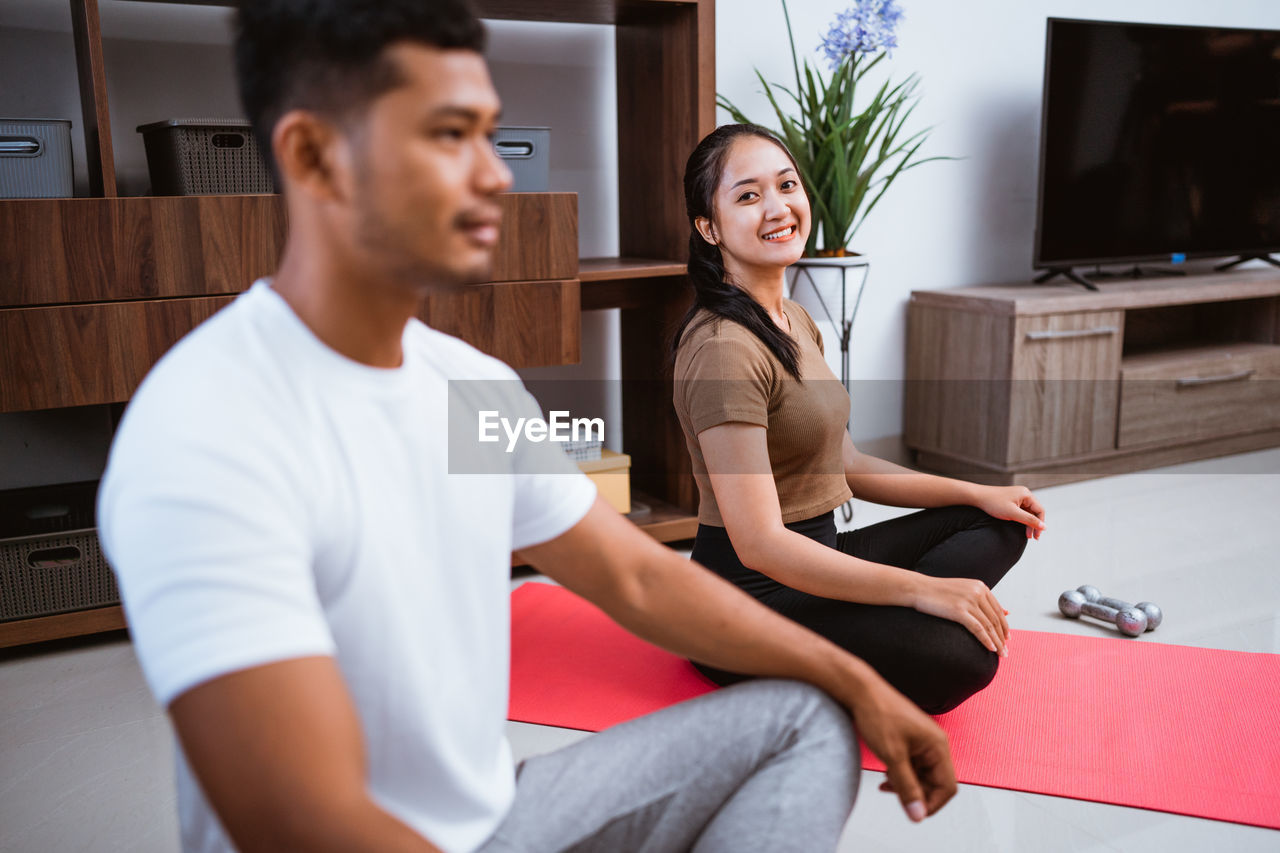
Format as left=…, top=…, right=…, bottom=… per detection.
left=0, top=296, right=234, bottom=412
left=1008, top=311, right=1123, bottom=462
left=1118, top=343, right=1280, bottom=448
left=420, top=279, right=580, bottom=368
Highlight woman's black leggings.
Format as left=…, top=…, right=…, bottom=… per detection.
left=690, top=506, right=1028, bottom=714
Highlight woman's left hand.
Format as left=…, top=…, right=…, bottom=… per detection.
left=974, top=485, right=1045, bottom=540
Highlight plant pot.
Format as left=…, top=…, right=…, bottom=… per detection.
left=785, top=253, right=871, bottom=386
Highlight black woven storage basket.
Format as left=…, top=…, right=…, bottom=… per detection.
left=138, top=118, right=275, bottom=195
left=0, top=482, right=118, bottom=622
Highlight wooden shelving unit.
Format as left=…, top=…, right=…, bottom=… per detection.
left=1, top=0, right=712, bottom=645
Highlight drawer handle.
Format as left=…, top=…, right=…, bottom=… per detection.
left=1025, top=326, right=1119, bottom=341
left=0, top=136, right=42, bottom=156
left=496, top=140, right=535, bottom=159
left=26, top=545, right=82, bottom=569
left=1175, top=369, right=1255, bottom=388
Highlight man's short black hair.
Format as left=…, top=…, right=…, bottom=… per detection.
left=235, top=0, right=487, bottom=170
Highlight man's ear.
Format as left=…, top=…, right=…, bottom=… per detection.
left=694, top=216, right=718, bottom=246
left=272, top=110, right=352, bottom=203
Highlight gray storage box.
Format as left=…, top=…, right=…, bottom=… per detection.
left=0, top=119, right=74, bottom=199
left=0, top=482, right=117, bottom=623
left=495, top=126, right=549, bottom=192
left=138, top=118, right=275, bottom=195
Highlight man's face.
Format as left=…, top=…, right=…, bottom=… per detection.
left=344, top=43, right=512, bottom=288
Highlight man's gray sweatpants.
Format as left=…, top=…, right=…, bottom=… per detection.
left=478, top=679, right=860, bottom=852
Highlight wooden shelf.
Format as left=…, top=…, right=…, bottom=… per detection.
left=909, top=268, right=1280, bottom=316
left=630, top=490, right=698, bottom=542
left=135, top=0, right=698, bottom=26
left=578, top=257, right=686, bottom=282
left=476, top=0, right=697, bottom=24
left=0, top=606, right=126, bottom=649
left=580, top=260, right=691, bottom=311
left=1121, top=340, right=1280, bottom=371
left=512, top=488, right=695, bottom=567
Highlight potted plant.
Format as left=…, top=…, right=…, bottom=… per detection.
left=719, top=1, right=947, bottom=387
left=718, top=0, right=945, bottom=259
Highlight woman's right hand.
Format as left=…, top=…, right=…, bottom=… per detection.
left=910, top=576, right=1009, bottom=657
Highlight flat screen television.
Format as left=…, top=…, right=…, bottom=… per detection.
left=1034, top=18, right=1280, bottom=276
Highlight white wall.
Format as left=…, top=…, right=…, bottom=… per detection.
left=718, top=0, right=1280, bottom=439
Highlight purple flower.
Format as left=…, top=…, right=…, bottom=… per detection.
left=820, top=1, right=903, bottom=70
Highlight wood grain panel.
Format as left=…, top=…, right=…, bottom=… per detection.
left=908, top=270, right=1280, bottom=316
left=904, top=302, right=1014, bottom=465
left=479, top=0, right=696, bottom=24
left=581, top=272, right=688, bottom=311
left=617, top=2, right=711, bottom=262
left=620, top=282, right=696, bottom=513
left=421, top=279, right=580, bottom=368
left=1008, top=311, right=1123, bottom=463
left=613, top=3, right=711, bottom=515
left=0, top=605, right=126, bottom=649
left=0, top=193, right=576, bottom=307
left=696, top=0, right=715, bottom=131
left=0, top=196, right=285, bottom=306
left=0, top=297, right=233, bottom=412
left=143, top=0, right=698, bottom=25
left=578, top=257, right=686, bottom=282
left=490, top=193, right=577, bottom=282
left=1118, top=343, right=1280, bottom=448
left=69, top=0, right=116, bottom=197
left=629, top=490, right=697, bottom=542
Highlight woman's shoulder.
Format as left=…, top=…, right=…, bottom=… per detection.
left=680, top=309, right=769, bottom=348
left=678, top=310, right=775, bottom=360
left=783, top=298, right=823, bottom=348
left=675, top=310, right=776, bottom=379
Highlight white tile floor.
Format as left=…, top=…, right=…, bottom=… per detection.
left=3, top=448, right=1278, bottom=852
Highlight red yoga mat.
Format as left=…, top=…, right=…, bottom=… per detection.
left=509, top=581, right=1280, bottom=829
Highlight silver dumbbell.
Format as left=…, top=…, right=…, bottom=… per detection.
left=1058, top=589, right=1147, bottom=637
left=1076, top=585, right=1162, bottom=632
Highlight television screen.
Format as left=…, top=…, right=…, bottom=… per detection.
left=1034, top=19, right=1280, bottom=270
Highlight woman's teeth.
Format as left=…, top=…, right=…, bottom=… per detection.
left=763, top=226, right=795, bottom=241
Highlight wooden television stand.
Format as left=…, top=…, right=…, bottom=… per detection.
left=905, top=269, right=1280, bottom=488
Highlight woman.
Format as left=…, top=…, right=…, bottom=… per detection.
left=672, top=124, right=1045, bottom=714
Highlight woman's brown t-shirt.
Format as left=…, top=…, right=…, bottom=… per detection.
left=673, top=299, right=853, bottom=527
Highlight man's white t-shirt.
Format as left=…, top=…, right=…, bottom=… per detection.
left=98, top=281, right=596, bottom=853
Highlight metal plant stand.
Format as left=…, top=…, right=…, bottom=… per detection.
left=789, top=256, right=871, bottom=524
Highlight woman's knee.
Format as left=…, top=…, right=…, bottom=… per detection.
left=991, top=517, right=1029, bottom=564
left=918, top=653, right=998, bottom=715
left=899, top=624, right=1000, bottom=715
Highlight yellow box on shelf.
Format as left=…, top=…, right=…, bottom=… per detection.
left=577, top=449, right=631, bottom=514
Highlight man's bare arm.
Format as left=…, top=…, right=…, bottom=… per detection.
left=168, top=657, right=443, bottom=853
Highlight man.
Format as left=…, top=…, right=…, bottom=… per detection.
left=98, top=2, right=957, bottom=851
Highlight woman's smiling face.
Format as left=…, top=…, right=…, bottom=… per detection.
left=696, top=135, right=811, bottom=274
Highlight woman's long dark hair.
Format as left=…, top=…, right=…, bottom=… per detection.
left=671, top=123, right=804, bottom=379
